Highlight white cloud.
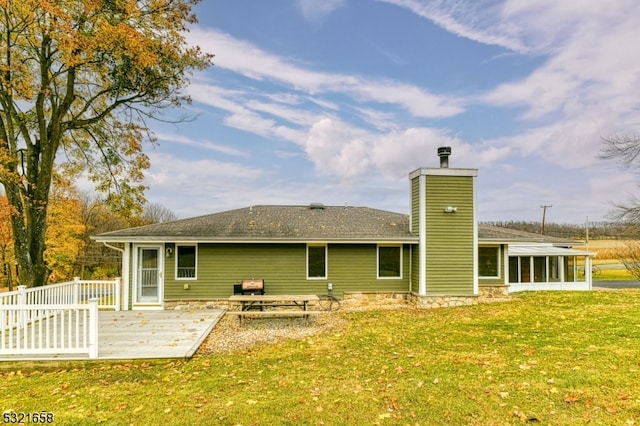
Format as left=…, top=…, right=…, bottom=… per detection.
left=304, top=118, right=511, bottom=180
left=296, top=0, right=346, bottom=23
left=155, top=132, right=248, bottom=157
left=378, top=0, right=527, bottom=52
left=387, top=0, right=640, bottom=170
left=306, top=118, right=372, bottom=178
left=186, top=28, right=464, bottom=119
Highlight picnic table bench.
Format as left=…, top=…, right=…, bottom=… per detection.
left=227, top=294, right=321, bottom=324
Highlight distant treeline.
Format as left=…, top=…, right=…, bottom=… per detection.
left=481, top=221, right=640, bottom=240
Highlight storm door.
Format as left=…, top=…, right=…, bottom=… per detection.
left=136, top=246, right=162, bottom=304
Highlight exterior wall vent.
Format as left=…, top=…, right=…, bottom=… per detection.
left=437, top=146, right=451, bottom=168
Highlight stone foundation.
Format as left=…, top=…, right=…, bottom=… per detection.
left=164, top=299, right=229, bottom=310
left=337, top=291, right=411, bottom=309
left=411, top=293, right=478, bottom=309
left=478, top=285, right=511, bottom=301
left=164, top=288, right=510, bottom=312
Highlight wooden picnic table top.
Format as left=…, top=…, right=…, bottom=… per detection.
left=228, top=294, right=319, bottom=302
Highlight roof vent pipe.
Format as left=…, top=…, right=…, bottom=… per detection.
left=437, top=146, right=451, bottom=168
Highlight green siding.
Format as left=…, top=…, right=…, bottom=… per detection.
left=424, top=175, right=475, bottom=295
left=411, top=177, right=420, bottom=233
left=411, top=244, right=420, bottom=293
left=162, top=243, right=411, bottom=299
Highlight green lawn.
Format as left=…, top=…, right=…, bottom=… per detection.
left=2, top=291, right=640, bottom=425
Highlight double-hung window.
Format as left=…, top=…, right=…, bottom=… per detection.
left=378, top=245, right=402, bottom=278
left=478, top=246, right=500, bottom=278
left=176, top=245, right=197, bottom=279
left=307, top=245, right=327, bottom=279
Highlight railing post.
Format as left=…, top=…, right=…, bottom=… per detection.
left=73, top=277, right=80, bottom=304
left=88, top=298, right=99, bottom=359
left=17, top=286, right=26, bottom=328
left=115, top=277, right=121, bottom=311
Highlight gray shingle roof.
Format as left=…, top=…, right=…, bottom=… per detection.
left=94, top=205, right=416, bottom=242
left=93, top=205, right=581, bottom=246
left=478, top=224, right=580, bottom=245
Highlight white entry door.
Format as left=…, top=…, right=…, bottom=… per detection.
left=136, top=246, right=162, bottom=304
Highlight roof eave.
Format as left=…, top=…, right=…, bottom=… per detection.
left=93, top=236, right=419, bottom=244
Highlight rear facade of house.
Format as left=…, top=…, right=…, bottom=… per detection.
left=94, top=149, right=592, bottom=310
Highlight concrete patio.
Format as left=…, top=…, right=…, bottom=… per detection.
left=1, top=309, right=225, bottom=362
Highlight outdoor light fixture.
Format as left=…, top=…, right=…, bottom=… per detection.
left=165, top=247, right=173, bottom=257
left=444, top=206, right=457, bottom=213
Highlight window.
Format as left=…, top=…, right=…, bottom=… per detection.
left=520, top=257, right=531, bottom=283
left=378, top=246, right=402, bottom=278
left=307, top=245, right=327, bottom=279
left=509, top=257, right=519, bottom=283
left=478, top=246, right=500, bottom=277
left=533, top=256, right=546, bottom=282
left=176, top=245, right=196, bottom=279
left=549, top=256, right=561, bottom=282
left=565, top=256, right=575, bottom=282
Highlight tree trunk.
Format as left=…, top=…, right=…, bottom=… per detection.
left=7, top=184, right=51, bottom=287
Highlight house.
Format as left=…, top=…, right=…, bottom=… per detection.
left=93, top=148, right=593, bottom=311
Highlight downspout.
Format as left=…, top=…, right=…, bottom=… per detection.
left=102, top=242, right=130, bottom=311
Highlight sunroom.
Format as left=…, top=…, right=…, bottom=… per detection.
left=506, top=244, right=594, bottom=292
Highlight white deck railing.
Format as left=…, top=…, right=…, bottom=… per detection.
left=0, top=277, right=121, bottom=311
left=0, top=277, right=120, bottom=359
left=0, top=301, right=98, bottom=358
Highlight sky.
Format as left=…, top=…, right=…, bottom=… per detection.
left=141, top=0, right=640, bottom=225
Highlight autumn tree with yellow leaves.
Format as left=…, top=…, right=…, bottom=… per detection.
left=0, top=1, right=212, bottom=287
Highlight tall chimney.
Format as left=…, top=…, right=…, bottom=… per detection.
left=437, top=146, right=451, bottom=168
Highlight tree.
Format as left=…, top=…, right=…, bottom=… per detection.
left=613, top=241, right=640, bottom=281
left=0, top=195, right=15, bottom=289
left=0, top=1, right=213, bottom=287
left=44, top=182, right=86, bottom=282
left=142, top=202, right=178, bottom=224
left=599, top=135, right=640, bottom=222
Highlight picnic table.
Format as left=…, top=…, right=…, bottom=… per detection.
left=227, top=294, right=321, bottom=324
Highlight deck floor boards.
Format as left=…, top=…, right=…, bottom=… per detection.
left=1, top=309, right=225, bottom=362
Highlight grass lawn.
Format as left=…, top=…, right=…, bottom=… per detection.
left=2, top=291, right=639, bottom=425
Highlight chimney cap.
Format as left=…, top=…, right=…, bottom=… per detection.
left=437, top=146, right=451, bottom=168
left=437, top=146, right=451, bottom=157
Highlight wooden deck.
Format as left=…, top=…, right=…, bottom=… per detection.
left=1, top=309, right=225, bottom=362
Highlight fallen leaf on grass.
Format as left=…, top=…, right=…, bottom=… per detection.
left=564, top=395, right=579, bottom=404
left=133, top=405, right=144, bottom=413
left=606, top=406, right=618, bottom=414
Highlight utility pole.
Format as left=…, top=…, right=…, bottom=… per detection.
left=540, top=205, right=552, bottom=235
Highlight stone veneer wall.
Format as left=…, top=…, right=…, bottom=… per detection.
left=410, top=294, right=478, bottom=309
left=341, top=291, right=411, bottom=309
left=478, top=284, right=511, bottom=301
left=165, top=299, right=230, bottom=310
left=165, top=288, right=510, bottom=311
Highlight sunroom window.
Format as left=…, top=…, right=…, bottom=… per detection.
left=176, top=245, right=196, bottom=279
left=378, top=246, right=402, bottom=278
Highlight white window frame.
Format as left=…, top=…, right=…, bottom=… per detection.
left=478, top=245, right=501, bottom=279
left=377, top=245, right=403, bottom=279
left=175, top=244, right=197, bottom=280
left=307, top=244, right=327, bottom=280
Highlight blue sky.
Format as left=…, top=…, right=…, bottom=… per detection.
left=142, top=0, right=640, bottom=224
